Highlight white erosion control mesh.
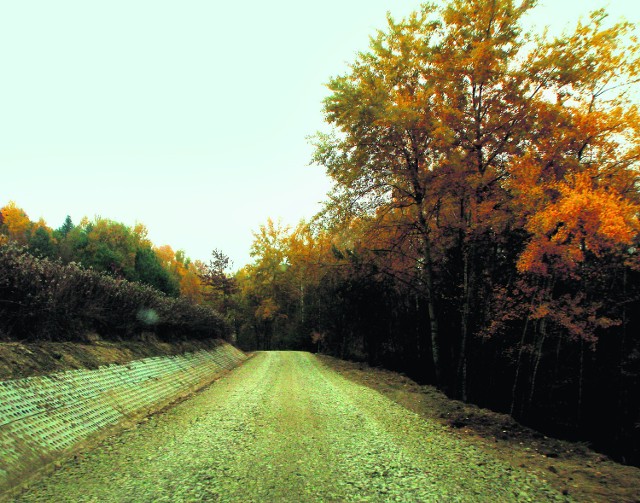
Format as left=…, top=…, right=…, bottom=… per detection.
left=0, top=343, right=247, bottom=493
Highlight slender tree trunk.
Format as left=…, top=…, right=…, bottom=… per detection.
left=528, top=317, right=547, bottom=407
left=423, top=236, right=442, bottom=387
left=553, top=336, right=562, bottom=380
left=510, top=316, right=530, bottom=415
left=458, top=245, right=473, bottom=401
left=578, top=338, right=585, bottom=424
left=617, top=268, right=628, bottom=447
left=415, top=197, right=443, bottom=389
left=340, top=325, right=347, bottom=360
left=549, top=335, right=563, bottom=405
left=415, top=294, right=422, bottom=361
left=512, top=278, right=554, bottom=414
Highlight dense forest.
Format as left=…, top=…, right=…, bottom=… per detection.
left=1, top=0, right=639, bottom=466
left=232, top=0, right=640, bottom=464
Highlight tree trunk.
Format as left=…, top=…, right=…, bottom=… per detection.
left=458, top=244, right=473, bottom=401
left=528, top=317, right=547, bottom=407
left=423, top=236, right=442, bottom=387
left=510, top=316, right=530, bottom=415
left=578, top=338, right=585, bottom=424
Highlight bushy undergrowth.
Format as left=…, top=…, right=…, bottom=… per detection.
left=0, top=244, right=229, bottom=342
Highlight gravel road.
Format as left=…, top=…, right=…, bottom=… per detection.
left=10, top=351, right=567, bottom=502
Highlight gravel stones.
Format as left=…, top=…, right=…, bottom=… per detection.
left=9, top=351, right=568, bottom=502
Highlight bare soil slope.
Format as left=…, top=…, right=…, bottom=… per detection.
left=0, top=335, right=224, bottom=380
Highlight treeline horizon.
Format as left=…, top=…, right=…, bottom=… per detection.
left=0, top=201, right=217, bottom=301
left=0, top=201, right=232, bottom=342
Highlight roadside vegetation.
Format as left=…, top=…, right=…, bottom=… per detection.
left=0, top=243, right=228, bottom=342
left=232, top=0, right=640, bottom=466
left=0, top=206, right=231, bottom=343
left=0, top=202, right=210, bottom=301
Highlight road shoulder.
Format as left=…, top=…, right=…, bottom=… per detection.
left=316, top=354, right=640, bottom=503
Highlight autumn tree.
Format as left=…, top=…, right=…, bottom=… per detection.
left=198, top=249, right=236, bottom=313
left=179, top=260, right=205, bottom=303
left=312, top=0, right=640, bottom=399
left=0, top=202, right=34, bottom=246
left=225, top=0, right=640, bottom=462
left=81, top=218, right=138, bottom=277
left=235, top=219, right=301, bottom=349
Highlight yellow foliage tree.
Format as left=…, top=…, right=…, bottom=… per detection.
left=1, top=201, right=32, bottom=245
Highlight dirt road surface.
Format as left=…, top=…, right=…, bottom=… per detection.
left=9, top=351, right=566, bottom=502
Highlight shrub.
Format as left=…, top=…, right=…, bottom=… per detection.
left=0, top=243, right=229, bottom=342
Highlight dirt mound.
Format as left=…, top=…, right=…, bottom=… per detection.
left=0, top=334, right=225, bottom=380
left=319, top=355, right=640, bottom=503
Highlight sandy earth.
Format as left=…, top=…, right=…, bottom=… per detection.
left=9, top=351, right=568, bottom=502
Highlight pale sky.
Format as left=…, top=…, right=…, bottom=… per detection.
left=1, top=0, right=638, bottom=268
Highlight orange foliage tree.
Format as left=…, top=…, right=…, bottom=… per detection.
left=311, top=0, right=640, bottom=398
left=248, top=0, right=640, bottom=460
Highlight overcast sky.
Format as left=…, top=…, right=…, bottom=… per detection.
left=1, top=0, right=638, bottom=268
